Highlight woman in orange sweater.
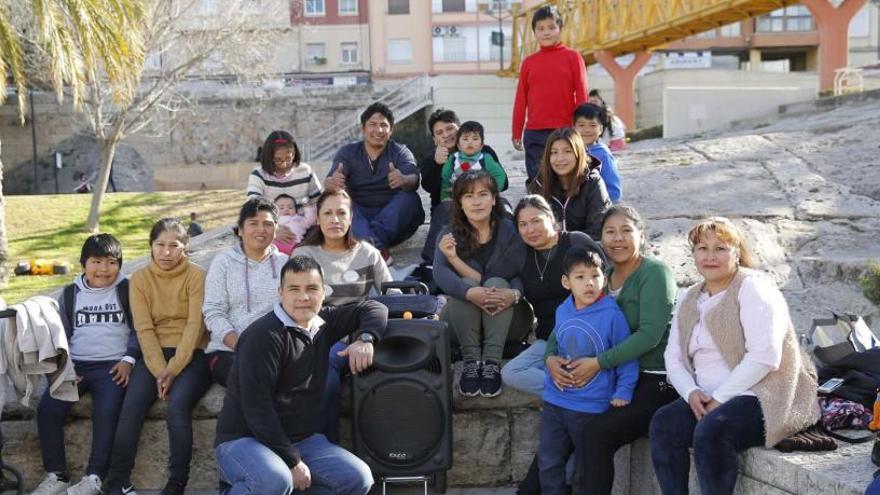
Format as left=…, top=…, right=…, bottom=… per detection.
left=105, top=218, right=211, bottom=495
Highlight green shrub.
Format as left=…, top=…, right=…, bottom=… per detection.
left=860, top=261, right=880, bottom=305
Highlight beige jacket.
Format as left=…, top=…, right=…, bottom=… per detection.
left=676, top=269, right=819, bottom=447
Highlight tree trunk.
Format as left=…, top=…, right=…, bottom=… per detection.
left=84, top=138, right=119, bottom=233
left=0, top=138, right=10, bottom=288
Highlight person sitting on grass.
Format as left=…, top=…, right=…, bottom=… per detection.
left=33, top=234, right=140, bottom=495
left=539, top=248, right=638, bottom=495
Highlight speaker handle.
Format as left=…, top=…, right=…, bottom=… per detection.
left=372, top=333, right=435, bottom=373
left=381, top=281, right=429, bottom=295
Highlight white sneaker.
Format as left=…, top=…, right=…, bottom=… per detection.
left=67, top=474, right=102, bottom=495
left=32, top=472, right=69, bottom=495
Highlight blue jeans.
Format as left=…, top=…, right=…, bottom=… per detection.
left=320, top=341, right=349, bottom=444
left=538, top=403, right=596, bottom=495
left=351, top=190, right=425, bottom=250
left=523, top=129, right=555, bottom=183
left=106, top=349, right=212, bottom=490
left=37, top=360, right=126, bottom=478
left=216, top=434, right=373, bottom=495
left=501, top=339, right=546, bottom=397
left=649, top=396, right=766, bottom=495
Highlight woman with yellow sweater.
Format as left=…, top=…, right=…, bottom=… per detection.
left=106, top=218, right=211, bottom=495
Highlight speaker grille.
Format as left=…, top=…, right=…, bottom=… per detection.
left=357, top=378, right=444, bottom=467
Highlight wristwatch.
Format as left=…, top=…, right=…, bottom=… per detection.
left=358, top=333, right=375, bottom=345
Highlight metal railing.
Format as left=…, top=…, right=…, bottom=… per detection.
left=501, top=0, right=802, bottom=76
left=303, top=75, right=434, bottom=161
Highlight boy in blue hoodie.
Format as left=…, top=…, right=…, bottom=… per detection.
left=33, top=234, right=141, bottom=495
left=573, top=103, right=622, bottom=202
left=539, top=248, right=637, bottom=495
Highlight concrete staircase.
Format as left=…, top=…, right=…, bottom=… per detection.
left=303, top=75, right=434, bottom=161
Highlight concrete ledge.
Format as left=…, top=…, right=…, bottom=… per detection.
left=4, top=376, right=876, bottom=493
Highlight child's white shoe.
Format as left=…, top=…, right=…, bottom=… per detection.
left=32, top=472, right=70, bottom=495
left=67, top=474, right=102, bottom=495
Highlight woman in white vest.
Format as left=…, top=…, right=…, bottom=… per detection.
left=649, top=217, right=819, bottom=495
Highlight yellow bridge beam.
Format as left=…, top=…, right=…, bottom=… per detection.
left=501, top=0, right=801, bottom=77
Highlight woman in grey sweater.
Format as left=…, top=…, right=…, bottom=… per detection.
left=202, top=198, right=288, bottom=386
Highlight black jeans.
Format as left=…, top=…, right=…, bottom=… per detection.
left=649, top=395, right=766, bottom=495
left=578, top=372, right=678, bottom=495
left=208, top=351, right=234, bottom=387
left=106, top=349, right=211, bottom=490
left=523, top=128, right=555, bottom=183
left=37, top=360, right=126, bottom=478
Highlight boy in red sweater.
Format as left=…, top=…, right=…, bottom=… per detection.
left=511, top=5, right=588, bottom=184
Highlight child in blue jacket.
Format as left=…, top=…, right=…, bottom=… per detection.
left=539, top=247, right=638, bottom=495
left=574, top=103, right=622, bottom=202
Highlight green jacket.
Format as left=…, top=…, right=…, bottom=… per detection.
left=440, top=151, right=507, bottom=201
left=546, top=256, right=677, bottom=371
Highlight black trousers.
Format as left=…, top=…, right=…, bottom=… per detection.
left=578, top=372, right=678, bottom=495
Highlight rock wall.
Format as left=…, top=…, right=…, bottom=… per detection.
left=0, top=84, right=388, bottom=194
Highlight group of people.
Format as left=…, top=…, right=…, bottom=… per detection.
left=28, top=5, right=821, bottom=495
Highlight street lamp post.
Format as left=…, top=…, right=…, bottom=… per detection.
left=484, top=1, right=511, bottom=71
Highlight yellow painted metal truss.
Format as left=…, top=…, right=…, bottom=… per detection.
left=501, top=0, right=802, bottom=76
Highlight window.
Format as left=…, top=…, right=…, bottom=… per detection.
left=306, top=43, right=327, bottom=66
left=442, top=0, right=466, bottom=12
left=305, top=0, right=325, bottom=16
left=756, top=6, right=813, bottom=33
left=719, top=22, right=741, bottom=37
left=388, top=39, right=412, bottom=63
left=388, top=0, right=409, bottom=15
left=339, top=0, right=357, bottom=15
left=341, top=42, right=359, bottom=64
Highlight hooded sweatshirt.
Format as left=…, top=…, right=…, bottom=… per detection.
left=203, top=244, right=287, bottom=354
left=64, top=273, right=137, bottom=362
left=543, top=295, right=638, bottom=413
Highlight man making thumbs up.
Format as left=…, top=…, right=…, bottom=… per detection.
left=327, top=102, right=425, bottom=262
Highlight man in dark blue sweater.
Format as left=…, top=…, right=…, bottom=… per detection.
left=214, top=256, right=388, bottom=494
left=325, top=102, right=425, bottom=262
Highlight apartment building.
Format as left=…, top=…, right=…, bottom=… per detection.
left=290, top=0, right=371, bottom=74
left=658, top=3, right=879, bottom=72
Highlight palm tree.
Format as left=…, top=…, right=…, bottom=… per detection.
left=0, top=0, right=143, bottom=288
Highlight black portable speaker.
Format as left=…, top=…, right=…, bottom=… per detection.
left=351, top=318, right=452, bottom=483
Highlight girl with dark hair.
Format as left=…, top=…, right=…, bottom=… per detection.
left=434, top=170, right=533, bottom=398
left=203, top=198, right=288, bottom=386
left=530, top=128, right=611, bottom=239
left=105, top=219, right=212, bottom=495
left=246, top=130, right=323, bottom=247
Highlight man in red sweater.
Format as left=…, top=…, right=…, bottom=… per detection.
left=511, top=5, right=588, bottom=184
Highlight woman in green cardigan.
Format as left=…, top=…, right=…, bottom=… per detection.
left=545, top=204, right=678, bottom=495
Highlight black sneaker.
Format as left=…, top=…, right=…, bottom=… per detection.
left=121, top=486, right=139, bottom=495
left=458, top=360, right=481, bottom=397
left=480, top=360, right=503, bottom=397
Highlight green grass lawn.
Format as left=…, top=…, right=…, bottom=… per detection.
left=3, top=190, right=242, bottom=304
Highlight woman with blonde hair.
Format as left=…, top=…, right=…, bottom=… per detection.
left=529, top=128, right=610, bottom=239
left=650, top=217, right=819, bottom=495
